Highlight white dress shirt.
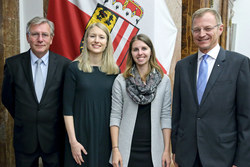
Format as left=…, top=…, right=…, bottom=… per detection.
left=197, top=44, right=220, bottom=82
left=30, top=50, right=49, bottom=86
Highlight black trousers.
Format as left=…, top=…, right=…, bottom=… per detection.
left=15, top=144, right=62, bottom=167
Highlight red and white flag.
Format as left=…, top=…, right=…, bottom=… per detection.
left=47, top=0, right=177, bottom=73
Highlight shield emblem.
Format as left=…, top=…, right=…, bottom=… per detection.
left=80, top=3, right=139, bottom=71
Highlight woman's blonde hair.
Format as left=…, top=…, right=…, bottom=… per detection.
left=123, top=34, right=164, bottom=79
left=75, top=22, right=119, bottom=74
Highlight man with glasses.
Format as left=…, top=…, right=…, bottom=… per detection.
left=171, top=8, right=250, bottom=167
left=2, top=17, right=70, bottom=167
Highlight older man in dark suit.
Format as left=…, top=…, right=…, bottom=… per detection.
left=2, top=17, right=70, bottom=167
left=171, top=8, right=250, bottom=167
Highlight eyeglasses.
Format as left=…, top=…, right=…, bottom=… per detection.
left=29, top=32, right=51, bottom=39
left=192, top=24, right=220, bottom=34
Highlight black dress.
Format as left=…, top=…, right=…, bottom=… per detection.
left=128, top=103, right=153, bottom=167
left=63, top=62, right=117, bottom=167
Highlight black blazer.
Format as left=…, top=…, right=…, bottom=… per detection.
left=2, top=50, right=71, bottom=154
left=171, top=48, right=250, bottom=167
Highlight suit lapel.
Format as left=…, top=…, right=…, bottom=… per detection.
left=200, top=48, right=226, bottom=105
left=188, top=53, right=199, bottom=104
left=21, top=51, right=38, bottom=101
left=40, top=52, right=57, bottom=102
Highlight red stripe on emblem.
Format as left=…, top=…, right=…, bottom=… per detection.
left=112, top=21, right=129, bottom=52
left=116, top=27, right=139, bottom=72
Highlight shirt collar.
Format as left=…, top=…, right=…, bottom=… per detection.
left=198, top=44, right=220, bottom=60
left=30, top=50, right=49, bottom=66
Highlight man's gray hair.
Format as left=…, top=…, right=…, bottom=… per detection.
left=26, top=16, right=55, bottom=36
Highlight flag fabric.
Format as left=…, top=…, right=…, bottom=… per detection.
left=47, top=0, right=177, bottom=73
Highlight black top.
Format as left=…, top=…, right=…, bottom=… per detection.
left=131, top=103, right=151, bottom=146
left=63, top=62, right=117, bottom=167
left=128, top=103, right=153, bottom=167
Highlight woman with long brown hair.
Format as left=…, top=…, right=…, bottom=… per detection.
left=110, top=34, right=172, bottom=167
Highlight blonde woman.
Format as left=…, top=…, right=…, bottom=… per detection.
left=110, top=34, right=172, bottom=167
left=63, top=22, right=119, bottom=167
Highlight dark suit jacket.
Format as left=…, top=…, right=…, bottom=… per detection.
left=2, top=50, right=71, bottom=154
left=171, top=48, right=250, bottom=167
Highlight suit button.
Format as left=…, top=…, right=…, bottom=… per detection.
left=197, top=117, right=201, bottom=120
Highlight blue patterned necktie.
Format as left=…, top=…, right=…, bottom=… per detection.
left=34, top=59, right=44, bottom=102
left=197, top=54, right=209, bottom=104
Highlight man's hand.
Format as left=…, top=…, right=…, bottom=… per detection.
left=172, top=154, right=179, bottom=167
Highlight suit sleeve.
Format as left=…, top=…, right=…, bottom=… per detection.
left=171, top=62, right=181, bottom=154
left=234, top=57, right=250, bottom=166
left=1, top=61, right=15, bottom=118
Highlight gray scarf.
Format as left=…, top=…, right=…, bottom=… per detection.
left=125, top=66, right=162, bottom=105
